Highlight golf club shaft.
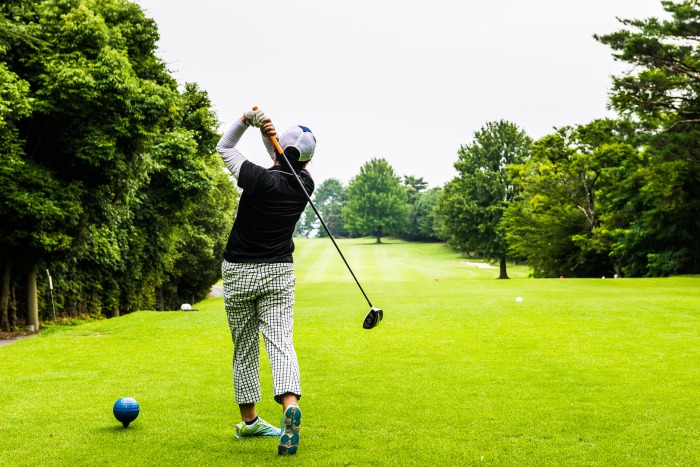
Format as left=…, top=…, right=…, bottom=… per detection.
left=254, top=108, right=374, bottom=309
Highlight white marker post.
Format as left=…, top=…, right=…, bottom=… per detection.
left=46, top=269, right=57, bottom=321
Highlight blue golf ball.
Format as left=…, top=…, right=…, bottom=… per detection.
left=113, top=397, right=140, bottom=427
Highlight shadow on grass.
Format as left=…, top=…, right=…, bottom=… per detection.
left=354, top=238, right=402, bottom=245
left=97, top=424, right=143, bottom=435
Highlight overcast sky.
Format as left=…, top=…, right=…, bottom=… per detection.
left=136, top=0, right=666, bottom=188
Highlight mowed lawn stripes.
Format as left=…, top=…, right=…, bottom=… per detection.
left=295, top=237, right=530, bottom=285
left=293, top=237, right=341, bottom=283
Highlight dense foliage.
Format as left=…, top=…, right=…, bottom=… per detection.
left=503, top=120, right=639, bottom=277
left=405, top=187, right=442, bottom=242
left=0, top=0, right=236, bottom=329
left=593, top=0, right=700, bottom=275
left=398, top=176, right=439, bottom=242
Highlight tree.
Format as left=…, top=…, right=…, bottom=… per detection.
left=594, top=0, right=700, bottom=275
left=400, top=175, right=434, bottom=242
left=0, top=59, right=35, bottom=330
left=402, top=175, right=428, bottom=205
left=595, top=0, right=700, bottom=133
left=165, top=84, right=236, bottom=307
left=503, top=119, right=639, bottom=277
left=122, top=83, right=235, bottom=312
left=168, top=153, right=237, bottom=308
left=15, top=0, right=178, bottom=319
left=435, top=120, right=531, bottom=279
left=343, top=158, right=408, bottom=243
left=294, top=204, right=316, bottom=238
left=313, top=178, right=348, bottom=238
left=409, top=187, right=442, bottom=242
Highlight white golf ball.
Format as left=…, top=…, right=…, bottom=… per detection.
left=515, top=297, right=523, bottom=302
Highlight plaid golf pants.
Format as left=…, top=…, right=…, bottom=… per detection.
left=222, top=260, right=302, bottom=405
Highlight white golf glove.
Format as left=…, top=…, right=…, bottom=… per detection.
left=243, top=109, right=266, bottom=128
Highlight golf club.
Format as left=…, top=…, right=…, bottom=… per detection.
left=253, top=107, right=383, bottom=330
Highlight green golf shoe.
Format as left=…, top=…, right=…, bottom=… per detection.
left=235, top=418, right=282, bottom=438
left=278, top=404, right=302, bottom=455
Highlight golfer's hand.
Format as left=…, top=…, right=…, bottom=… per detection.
left=261, top=118, right=276, bottom=138
left=242, top=109, right=266, bottom=128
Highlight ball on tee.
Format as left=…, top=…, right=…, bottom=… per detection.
left=113, top=397, right=140, bottom=427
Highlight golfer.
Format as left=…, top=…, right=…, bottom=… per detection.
left=217, top=108, right=315, bottom=456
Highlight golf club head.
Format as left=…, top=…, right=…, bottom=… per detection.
left=363, top=306, right=383, bottom=330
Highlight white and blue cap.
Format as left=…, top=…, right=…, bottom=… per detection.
left=279, top=125, right=316, bottom=162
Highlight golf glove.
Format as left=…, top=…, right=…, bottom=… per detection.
left=243, top=109, right=266, bottom=128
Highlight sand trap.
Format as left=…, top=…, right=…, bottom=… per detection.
left=459, top=261, right=498, bottom=269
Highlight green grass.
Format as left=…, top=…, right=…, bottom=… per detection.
left=1, top=238, right=699, bottom=466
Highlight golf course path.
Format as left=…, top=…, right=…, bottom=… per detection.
left=2, top=284, right=227, bottom=349
left=209, top=284, right=224, bottom=298
left=0, top=335, right=33, bottom=347
left=460, top=261, right=498, bottom=269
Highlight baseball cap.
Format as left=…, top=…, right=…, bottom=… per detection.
left=279, top=125, right=316, bottom=162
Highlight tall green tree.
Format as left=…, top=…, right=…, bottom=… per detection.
left=595, top=0, right=700, bottom=275
left=0, top=56, right=48, bottom=330
left=595, top=0, right=700, bottom=133
left=22, top=0, right=178, bottom=318
left=343, top=158, right=408, bottom=243
left=435, top=120, right=531, bottom=279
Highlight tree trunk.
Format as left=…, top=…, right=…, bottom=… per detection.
left=1, top=257, right=12, bottom=332
left=10, top=282, right=17, bottom=328
left=158, top=287, right=164, bottom=311
left=498, top=255, right=509, bottom=280
left=612, top=261, right=621, bottom=278
left=112, top=307, right=120, bottom=318
left=27, top=266, right=39, bottom=330
left=375, top=226, right=382, bottom=244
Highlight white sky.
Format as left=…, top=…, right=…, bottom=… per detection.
left=136, top=0, right=666, bottom=188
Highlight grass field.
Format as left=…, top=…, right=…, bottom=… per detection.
left=1, top=238, right=699, bottom=466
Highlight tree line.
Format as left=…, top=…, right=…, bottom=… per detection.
left=1, top=0, right=237, bottom=331
left=455, top=1, right=699, bottom=278
left=295, top=166, right=442, bottom=244
left=2, top=0, right=698, bottom=331
left=302, top=1, right=699, bottom=279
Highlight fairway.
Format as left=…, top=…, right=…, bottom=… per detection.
left=1, top=238, right=699, bottom=466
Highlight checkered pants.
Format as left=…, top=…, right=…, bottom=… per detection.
left=222, top=260, right=302, bottom=405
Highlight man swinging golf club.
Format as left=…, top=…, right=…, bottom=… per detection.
left=217, top=108, right=315, bottom=455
